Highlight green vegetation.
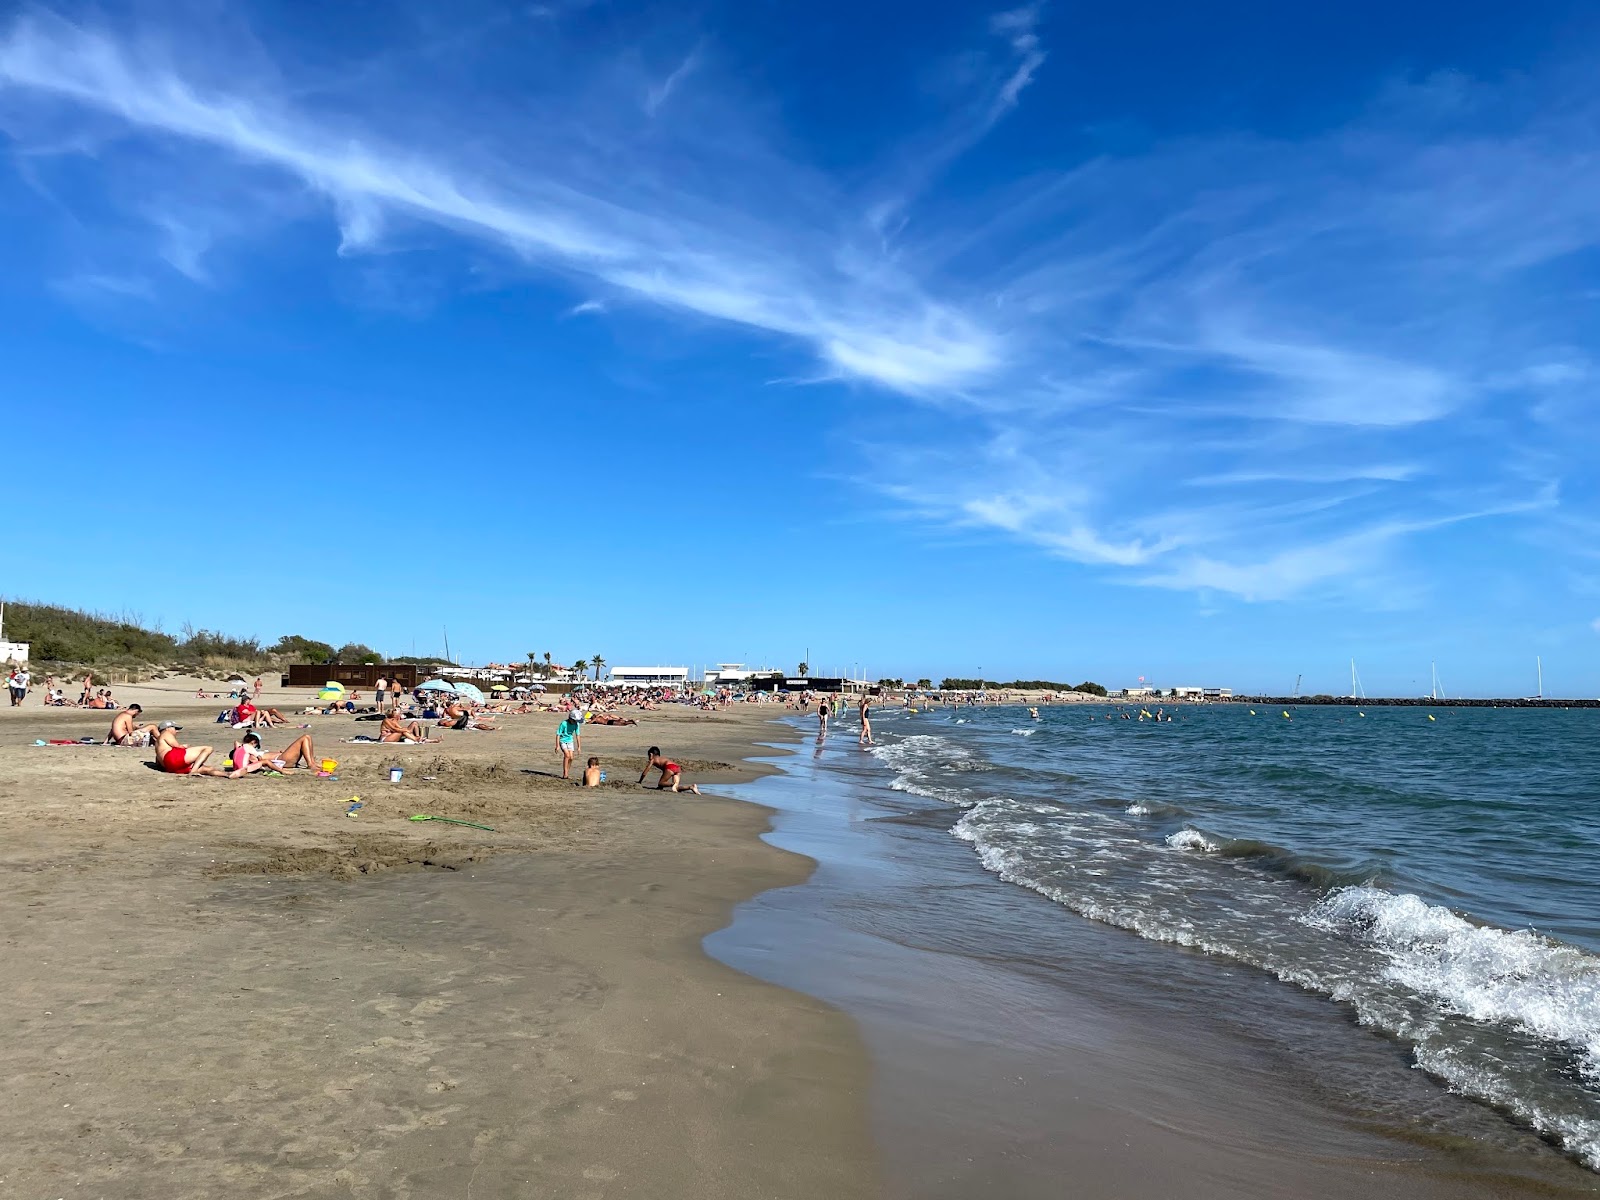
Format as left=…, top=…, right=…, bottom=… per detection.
left=940, top=677, right=1108, bottom=694
left=4, top=601, right=181, bottom=664
left=3, top=599, right=390, bottom=674
left=270, top=635, right=336, bottom=664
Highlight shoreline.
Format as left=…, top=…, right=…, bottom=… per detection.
left=0, top=691, right=878, bottom=1197
left=711, top=713, right=1600, bottom=1198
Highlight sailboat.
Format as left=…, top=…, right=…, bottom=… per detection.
left=1350, top=660, right=1366, bottom=701
left=1537, top=656, right=1544, bottom=701
left=1429, top=662, right=1446, bottom=702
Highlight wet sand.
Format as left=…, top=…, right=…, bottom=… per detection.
left=0, top=685, right=874, bottom=1198
left=711, top=726, right=1600, bottom=1199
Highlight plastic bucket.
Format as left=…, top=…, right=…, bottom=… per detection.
left=320, top=758, right=339, bottom=773
left=388, top=767, right=403, bottom=784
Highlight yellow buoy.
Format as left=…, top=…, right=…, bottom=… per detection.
left=1428, top=714, right=1436, bottom=721
left=1249, top=709, right=1257, bottom=715
left=1282, top=711, right=1291, bottom=719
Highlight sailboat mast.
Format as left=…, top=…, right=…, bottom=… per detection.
left=1538, top=656, right=1544, bottom=701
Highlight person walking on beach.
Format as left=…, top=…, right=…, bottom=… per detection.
left=556, top=710, right=583, bottom=779
left=79, top=673, right=93, bottom=706
left=7, top=665, right=28, bottom=706
left=817, top=699, right=828, bottom=738
left=858, top=695, right=874, bottom=746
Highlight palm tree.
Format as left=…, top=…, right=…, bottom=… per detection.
left=573, top=658, right=589, bottom=680
left=591, top=654, right=606, bottom=681
left=527, top=652, right=538, bottom=679
left=543, top=651, right=553, bottom=679
left=798, top=662, right=809, bottom=677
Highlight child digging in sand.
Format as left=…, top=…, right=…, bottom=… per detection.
left=638, top=747, right=700, bottom=793
left=582, top=756, right=604, bottom=786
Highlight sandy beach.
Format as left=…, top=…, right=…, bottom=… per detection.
left=0, top=680, right=875, bottom=1198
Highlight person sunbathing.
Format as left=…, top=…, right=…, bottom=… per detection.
left=229, top=731, right=321, bottom=776
left=233, top=700, right=290, bottom=728
left=438, top=701, right=497, bottom=731
left=584, top=712, right=639, bottom=726
left=107, top=703, right=159, bottom=747
left=380, top=712, right=438, bottom=743
left=638, top=747, right=700, bottom=793
left=153, top=722, right=228, bottom=777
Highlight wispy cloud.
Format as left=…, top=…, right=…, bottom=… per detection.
left=0, top=11, right=1002, bottom=393
left=0, top=7, right=1594, bottom=608
left=644, top=46, right=702, bottom=117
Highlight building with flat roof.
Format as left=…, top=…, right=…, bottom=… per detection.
left=609, top=666, right=690, bottom=687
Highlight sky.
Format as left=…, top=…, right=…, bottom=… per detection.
left=2, top=0, right=1599, bottom=697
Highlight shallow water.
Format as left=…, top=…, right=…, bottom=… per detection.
left=868, top=702, right=1600, bottom=1170
left=709, top=705, right=1600, bottom=1195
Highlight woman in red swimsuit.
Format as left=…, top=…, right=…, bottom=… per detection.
left=638, top=747, right=700, bottom=793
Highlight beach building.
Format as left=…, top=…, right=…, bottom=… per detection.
left=609, top=666, right=689, bottom=688
left=0, top=603, right=28, bottom=664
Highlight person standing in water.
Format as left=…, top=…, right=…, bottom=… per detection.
left=817, top=699, right=829, bottom=738
left=858, top=695, right=874, bottom=746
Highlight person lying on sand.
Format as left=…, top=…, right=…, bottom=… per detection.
left=438, top=701, right=497, bottom=732
left=153, top=722, right=228, bottom=777
left=107, top=703, right=159, bottom=747
left=380, top=712, right=438, bottom=743
left=583, top=712, right=639, bottom=726
left=638, top=747, right=700, bottom=793
left=229, top=731, right=321, bottom=777
left=233, top=699, right=290, bottom=728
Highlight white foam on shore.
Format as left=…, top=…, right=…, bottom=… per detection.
left=949, top=796, right=1600, bottom=1171
left=870, top=733, right=986, bottom=806
left=1309, top=887, right=1600, bottom=1079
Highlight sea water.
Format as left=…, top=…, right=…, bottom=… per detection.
left=856, top=702, right=1600, bottom=1170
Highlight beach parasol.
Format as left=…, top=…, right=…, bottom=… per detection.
left=317, top=681, right=346, bottom=702
left=489, top=684, right=509, bottom=692
left=417, top=679, right=455, bottom=693
left=452, top=682, right=487, bottom=704
left=529, top=682, right=547, bottom=691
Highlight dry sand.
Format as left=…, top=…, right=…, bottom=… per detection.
left=1, top=679, right=875, bottom=1198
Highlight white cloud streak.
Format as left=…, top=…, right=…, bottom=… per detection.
left=0, top=9, right=1594, bottom=607
left=0, top=13, right=1001, bottom=393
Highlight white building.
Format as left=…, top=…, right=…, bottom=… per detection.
left=0, top=640, right=27, bottom=665
left=609, top=666, right=690, bottom=688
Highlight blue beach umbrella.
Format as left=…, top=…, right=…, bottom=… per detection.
left=417, top=679, right=455, bottom=693
left=452, top=682, right=487, bottom=704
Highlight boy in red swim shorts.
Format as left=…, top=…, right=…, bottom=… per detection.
left=638, top=747, right=700, bottom=793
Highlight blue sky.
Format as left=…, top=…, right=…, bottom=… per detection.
left=2, top=0, right=1599, bottom=696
